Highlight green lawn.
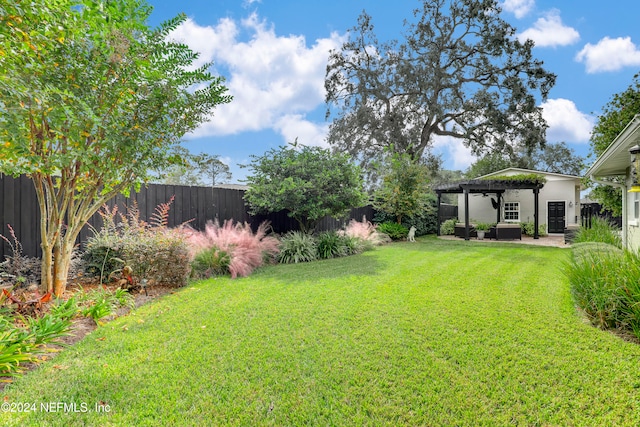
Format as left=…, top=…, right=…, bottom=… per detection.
left=3, top=237, right=640, bottom=426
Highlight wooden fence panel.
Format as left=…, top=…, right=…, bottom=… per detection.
left=1, top=175, right=379, bottom=260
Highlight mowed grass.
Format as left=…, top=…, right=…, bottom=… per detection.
left=3, top=237, right=640, bottom=426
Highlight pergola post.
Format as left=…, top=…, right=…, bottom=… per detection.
left=436, top=192, right=442, bottom=236
left=496, top=192, right=502, bottom=224
left=464, top=187, right=470, bottom=241
left=533, top=188, right=540, bottom=239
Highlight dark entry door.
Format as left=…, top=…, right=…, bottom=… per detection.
left=548, top=202, right=566, bottom=233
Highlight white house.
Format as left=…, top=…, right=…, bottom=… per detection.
left=586, top=114, right=640, bottom=250
left=458, top=168, right=582, bottom=233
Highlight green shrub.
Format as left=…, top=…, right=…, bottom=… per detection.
left=440, top=218, right=457, bottom=235
left=377, top=222, right=409, bottom=240
left=520, top=221, right=547, bottom=237
left=84, top=202, right=192, bottom=287
left=573, top=217, right=622, bottom=248
left=317, top=231, right=348, bottom=259
left=50, top=297, right=80, bottom=321
left=191, top=246, right=231, bottom=279
left=564, top=243, right=640, bottom=337
left=373, top=196, right=438, bottom=237
left=24, top=314, right=72, bottom=346
left=277, top=232, right=318, bottom=264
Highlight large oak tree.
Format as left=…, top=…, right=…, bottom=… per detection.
left=325, top=0, right=556, bottom=176
left=0, top=0, right=231, bottom=296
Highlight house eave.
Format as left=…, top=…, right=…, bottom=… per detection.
left=587, top=114, right=640, bottom=179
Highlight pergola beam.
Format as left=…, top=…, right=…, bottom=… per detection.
left=434, top=179, right=545, bottom=241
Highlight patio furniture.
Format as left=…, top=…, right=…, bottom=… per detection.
left=495, top=223, right=521, bottom=240
left=455, top=223, right=477, bottom=238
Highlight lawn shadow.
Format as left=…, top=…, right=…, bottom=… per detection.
left=259, top=249, right=387, bottom=284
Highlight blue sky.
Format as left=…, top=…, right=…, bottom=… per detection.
left=147, top=0, right=640, bottom=183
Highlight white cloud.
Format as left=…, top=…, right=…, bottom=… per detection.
left=432, top=135, right=475, bottom=170
left=169, top=14, right=345, bottom=140
left=517, top=9, right=579, bottom=48
left=274, top=114, right=330, bottom=148
left=540, top=98, right=594, bottom=143
left=575, top=36, right=640, bottom=73
left=501, top=0, right=535, bottom=19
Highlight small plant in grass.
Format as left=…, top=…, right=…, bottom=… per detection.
left=277, top=231, right=318, bottom=264
left=377, top=222, right=409, bottom=240
left=79, top=287, right=135, bottom=326
left=573, top=217, right=622, bottom=248
left=191, top=247, right=231, bottom=279
left=440, top=218, right=457, bottom=235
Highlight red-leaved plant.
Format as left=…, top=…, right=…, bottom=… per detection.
left=185, top=220, right=280, bottom=278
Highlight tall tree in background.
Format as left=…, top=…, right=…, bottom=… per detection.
left=155, top=147, right=232, bottom=186
left=0, top=0, right=231, bottom=296
left=325, top=0, right=556, bottom=177
left=464, top=142, right=585, bottom=178
left=588, top=73, right=640, bottom=216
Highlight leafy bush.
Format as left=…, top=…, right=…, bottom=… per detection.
left=50, top=297, right=79, bottom=321
left=0, top=224, right=41, bottom=286
left=24, top=313, right=72, bottom=346
left=277, top=232, right=318, bottom=264
left=520, top=221, right=547, bottom=237
left=191, top=247, right=231, bottom=279
left=317, top=231, right=351, bottom=259
left=373, top=195, right=438, bottom=237
left=377, top=222, right=409, bottom=240
left=84, top=200, right=192, bottom=287
left=564, top=243, right=640, bottom=337
left=573, top=217, right=622, bottom=248
left=0, top=310, right=74, bottom=376
left=184, top=220, right=279, bottom=278
left=440, top=218, right=457, bottom=235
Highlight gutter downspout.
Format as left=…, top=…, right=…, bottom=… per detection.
left=590, top=174, right=627, bottom=248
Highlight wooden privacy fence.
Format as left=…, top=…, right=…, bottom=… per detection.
left=0, top=175, right=375, bottom=259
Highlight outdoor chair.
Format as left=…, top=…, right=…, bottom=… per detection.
left=455, top=223, right=477, bottom=238
left=495, top=223, right=521, bottom=240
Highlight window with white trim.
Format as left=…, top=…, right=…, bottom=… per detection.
left=504, top=202, right=520, bottom=222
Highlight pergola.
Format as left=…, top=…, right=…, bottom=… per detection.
left=434, top=179, right=546, bottom=240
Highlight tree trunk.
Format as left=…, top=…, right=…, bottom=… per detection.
left=52, top=241, right=73, bottom=298
left=40, top=243, right=54, bottom=294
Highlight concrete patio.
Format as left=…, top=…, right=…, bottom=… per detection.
left=438, top=233, right=569, bottom=248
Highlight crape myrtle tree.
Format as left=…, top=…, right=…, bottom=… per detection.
left=324, top=0, right=556, bottom=177
left=0, top=0, right=231, bottom=296
left=243, top=143, right=368, bottom=233
left=588, top=73, right=640, bottom=216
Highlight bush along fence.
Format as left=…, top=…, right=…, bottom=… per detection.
left=0, top=175, right=375, bottom=260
